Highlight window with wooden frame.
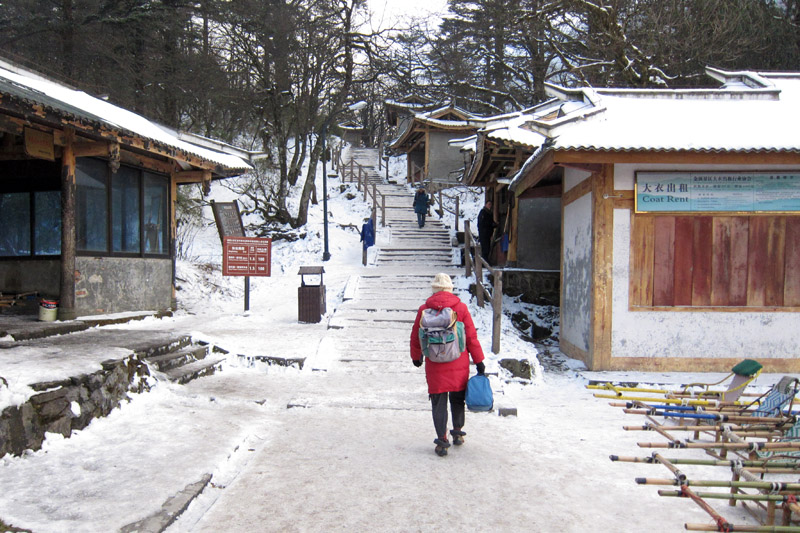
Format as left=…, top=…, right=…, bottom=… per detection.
left=629, top=214, right=800, bottom=309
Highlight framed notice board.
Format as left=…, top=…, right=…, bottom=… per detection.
left=211, top=200, right=245, bottom=241
left=635, top=171, right=800, bottom=214
left=222, top=237, right=271, bottom=277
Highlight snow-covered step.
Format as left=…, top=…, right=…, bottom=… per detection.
left=144, top=344, right=210, bottom=372
left=164, top=356, right=225, bottom=384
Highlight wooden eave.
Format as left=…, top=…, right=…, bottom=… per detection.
left=465, top=138, right=524, bottom=187
left=0, top=93, right=243, bottom=177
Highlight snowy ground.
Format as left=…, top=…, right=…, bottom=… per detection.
left=1, top=147, right=798, bottom=532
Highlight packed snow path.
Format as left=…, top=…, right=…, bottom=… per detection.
left=169, top=149, right=718, bottom=532
left=0, top=146, right=738, bottom=533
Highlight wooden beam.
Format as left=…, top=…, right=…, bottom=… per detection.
left=119, top=150, right=174, bottom=174
left=558, top=162, right=602, bottom=173
left=72, top=140, right=109, bottom=157
left=173, top=170, right=207, bottom=183
left=512, top=151, right=555, bottom=196
left=562, top=176, right=592, bottom=206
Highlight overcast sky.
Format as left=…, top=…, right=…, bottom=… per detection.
left=365, top=0, right=449, bottom=30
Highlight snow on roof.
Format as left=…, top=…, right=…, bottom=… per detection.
left=507, top=68, right=800, bottom=190
left=448, top=135, right=477, bottom=152
left=481, top=113, right=547, bottom=150
left=0, top=61, right=253, bottom=172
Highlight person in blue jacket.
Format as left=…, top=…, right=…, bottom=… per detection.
left=360, top=217, right=375, bottom=249
left=413, top=188, right=429, bottom=228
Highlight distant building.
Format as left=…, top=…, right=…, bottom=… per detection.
left=0, top=59, right=255, bottom=319
left=386, top=100, right=487, bottom=189
left=478, top=66, right=800, bottom=372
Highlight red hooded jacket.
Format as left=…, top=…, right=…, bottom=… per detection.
left=410, top=291, right=485, bottom=394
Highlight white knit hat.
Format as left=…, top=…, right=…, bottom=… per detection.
left=431, top=273, right=454, bottom=293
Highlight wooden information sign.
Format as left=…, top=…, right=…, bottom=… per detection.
left=211, top=200, right=245, bottom=241
left=223, top=236, right=272, bottom=277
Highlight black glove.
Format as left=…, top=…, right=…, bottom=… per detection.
left=476, top=362, right=485, bottom=375
left=413, top=358, right=423, bottom=367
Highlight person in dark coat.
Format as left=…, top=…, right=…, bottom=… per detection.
left=413, top=188, right=429, bottom=228
left=477, top=200, right=497, bottom=262
left=410, top=273, right=486, bottom=457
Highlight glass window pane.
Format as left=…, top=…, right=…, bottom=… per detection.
left=143, top=172, right=169, bottom=254
left=0, top=193, right=31, bottom=256
left=112, top=166, right=140, bottom=253
left=34, top=190, right=61, bottom=255
left=76, top=159, right=108, bottom=252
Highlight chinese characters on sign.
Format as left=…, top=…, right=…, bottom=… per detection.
left=635, top=171, right=800, bottom=213
left=210, top=201, right=245, bottom=240
left=223, top=237, right=272, bottom=277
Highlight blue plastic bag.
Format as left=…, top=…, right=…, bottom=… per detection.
left=465, top=374, right=493, bottom=412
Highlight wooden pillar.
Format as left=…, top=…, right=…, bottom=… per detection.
left=464, top=220, right=473, bottom=278
left=507, top=198, right=519, bottom=262
left=590, top=164, right=614, bottom=370
left=170, top=168, right=178, bottom=310
left=492, top=270, right=502, bottom=353
left=58, top=129, right=77, bottom=320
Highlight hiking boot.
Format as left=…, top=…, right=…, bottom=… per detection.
left=450, top=429, right=466, bottom=446
left=434, top=438, right=450, bottom=457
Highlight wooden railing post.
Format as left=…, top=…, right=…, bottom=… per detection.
left=476, top=248, right=484, bottom=308
left=438, top=190, right=443, bottom=218
left=362, top=168, right=368, bottom=201
left=455, top=196, right=460, bottom=232
left=492, top=270, right=502, bottom=354
left=381, top=194, right=386, bottom=227
left=372, top=183, right=377, bottom=221
left=464, top=220, right=472, bottom=278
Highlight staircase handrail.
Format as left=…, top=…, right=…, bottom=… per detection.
left=340, top=157, right=386, bottom=227
left=464, top=220, right=502, bottom=354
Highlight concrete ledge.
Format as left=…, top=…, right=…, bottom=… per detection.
left=120, top=474, right=212, bottom=533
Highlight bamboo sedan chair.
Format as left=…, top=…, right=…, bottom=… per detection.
left=623, top=377, right=800, bottom=446
left=625, top=452, right=800, bottom=531
left=591, top=359, right=765, bottom=406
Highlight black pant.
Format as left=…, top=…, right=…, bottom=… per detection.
left=480, top=234, right=492, bottom=262
left=430, top=390, right=466, bottom=439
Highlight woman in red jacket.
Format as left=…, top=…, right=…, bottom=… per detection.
left=410, top=273, right=486, bottom=457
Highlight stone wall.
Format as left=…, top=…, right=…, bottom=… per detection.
left=0, top=354, right=151, bottom=457
left=501, top=269, right=560, bottom=306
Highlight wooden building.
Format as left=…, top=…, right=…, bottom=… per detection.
left=0, top=59, right=253, bottom=319
left=386, top=101, right=486, bottom=187
left=504, top=67, right=800, bottom=372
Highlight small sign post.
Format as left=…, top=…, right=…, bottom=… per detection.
left=211, top=201, right=272, bottom=311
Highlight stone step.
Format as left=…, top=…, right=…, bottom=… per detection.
left=164, top=356, right=226, bottom=384
left=144, top=344, right=210, bottom=372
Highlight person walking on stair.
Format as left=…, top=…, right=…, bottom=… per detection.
left=410, top=273, right=485, bottom=457
left=477, top=200, right=497, bottom=263
left=413, top=187, right=429, bottom=228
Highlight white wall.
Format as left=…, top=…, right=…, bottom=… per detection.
left=564, top=167, right=590, bottom=192
left=611, top=162, right=800, bottom=360
left=561, top=192, right=593, bottom=352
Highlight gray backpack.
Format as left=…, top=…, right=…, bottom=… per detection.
left=418, top=307, right=466, bottom=363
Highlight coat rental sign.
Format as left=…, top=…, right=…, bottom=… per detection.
left=635, top=171, right=800, bottom=214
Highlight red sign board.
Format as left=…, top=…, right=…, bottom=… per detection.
left=223, top=237, right=272, bottom=277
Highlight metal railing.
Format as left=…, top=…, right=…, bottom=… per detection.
left=464, top=220, right=502, bottom=354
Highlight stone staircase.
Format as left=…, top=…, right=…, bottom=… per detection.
left=142, top=339, right=227, bottom=385
left=322, top=146, right=462, bottom=384
left=0, top=330, right=227, bottom=457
